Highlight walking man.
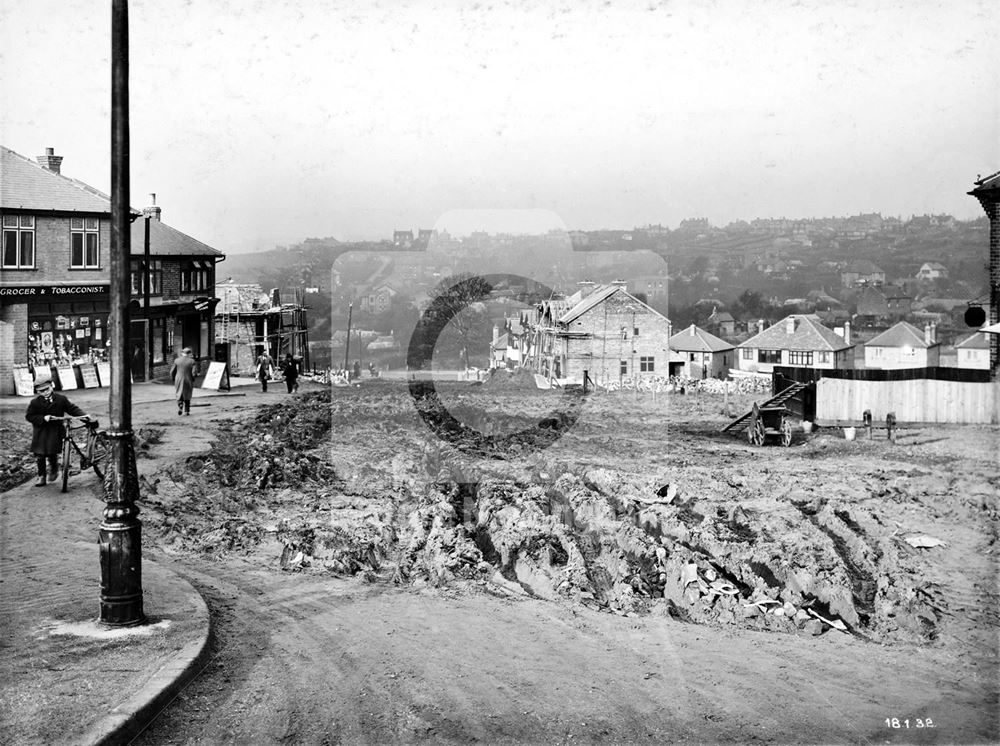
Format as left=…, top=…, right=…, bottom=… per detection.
left=256, top=349, right=274, bottom=393
left=25, top=379, right=90, bottom=487
left=170, top=347, right=198, bottom=415
left=281, top=353, right=299, bottom=394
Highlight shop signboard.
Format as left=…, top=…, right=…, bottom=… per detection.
left=56, top=365, right=78, bottom=390
left=201, top=362, right=230, bottom=391
left=79, top=364, right=101, bottom=389
left=96, top=362, right=112, bottom=387
left=12, top=366, right=34, bottom=397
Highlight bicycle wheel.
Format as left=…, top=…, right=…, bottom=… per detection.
left=61, top=436, right=72, bottom=493
left=91, top=431, right=111, bottom=481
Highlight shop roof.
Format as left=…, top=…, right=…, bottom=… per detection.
left=131, top=218, right=223, bottom=258
left=1, top=146, right=112, bottom=213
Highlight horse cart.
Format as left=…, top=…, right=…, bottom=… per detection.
left=745, top=402, right=793, bottom=447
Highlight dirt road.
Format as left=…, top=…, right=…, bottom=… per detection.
left=5, top=381, right=995, bottom=744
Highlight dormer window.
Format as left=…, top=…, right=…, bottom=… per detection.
left=70, top=217, right=100, bottom=268
left=2, top=215, right=35, bottom=268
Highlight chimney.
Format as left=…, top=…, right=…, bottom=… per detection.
left=36, top=147, right=63, bottom=174
left=757, top=319, right=765, bottom=335
left=843, top=320, right=851, bottom=345
left=785, top=316, right=796, bottom=334
left=924, top=322, right=933, bottom=346
left=492, top=325, right=499, bottom=345
left=143, top=193, right=162, bottom=222
left=578, top=280, right=596, bottom=298
left=689, top=324, right=696, bottom=336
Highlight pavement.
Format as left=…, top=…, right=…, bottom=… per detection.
left=0, top=374, right=289, bottom=745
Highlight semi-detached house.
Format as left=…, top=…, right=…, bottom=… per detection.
left=736, top=314, right=853, bottom=374
left=0, top=145, right=224, bottom=394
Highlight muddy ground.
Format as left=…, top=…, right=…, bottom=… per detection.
left=3, top=381, right=998, bottom=743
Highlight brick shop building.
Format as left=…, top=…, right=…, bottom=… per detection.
left=0, top=145, right=224, bottom=394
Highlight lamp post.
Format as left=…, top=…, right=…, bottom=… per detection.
left=101, top=0, right=144, bottom=626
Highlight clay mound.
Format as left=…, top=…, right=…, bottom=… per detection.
left=480, top=367, right=539, bottom=391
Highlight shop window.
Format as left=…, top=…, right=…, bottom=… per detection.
left=70, top=217, right=100, bottom=269
left=640, top=356, right=655, bottom=372
left=2, top=214, right=35, bottom=268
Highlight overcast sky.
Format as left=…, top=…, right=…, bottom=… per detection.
left=1, top=0, right=997, bottom=253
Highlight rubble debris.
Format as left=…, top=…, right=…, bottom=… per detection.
left=904, top=535, right=946, bottom=549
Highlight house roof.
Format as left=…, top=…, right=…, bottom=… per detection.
left=969, top=170, right=1000, bottom=195
left=843, top=259, right=884, bottom=274
left=920, top=262, right=947, bottom=271
left=669, top=324, right=734, bottom=353
left=557, top=283, right=670, bottom=326
left=557, top=285, right=620, bottom=323
left=1, top=145, right=112, bottom=213
left=866, top=321, right=935, bottom=349
left=955, top=331, right=989, bottom=349
left=214, top=282, right=271, bottom=313
left=131, top=218, right=223, bottom=257
left=738, top=314, right=851, bottom=352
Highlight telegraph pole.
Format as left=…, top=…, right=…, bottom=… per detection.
left=102, top=0, right=145, bottom=626
left=344, top=302, right=353, bottom=375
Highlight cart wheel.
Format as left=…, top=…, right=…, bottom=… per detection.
left=91, top=431, right=111, bottom=481
left=781, top=418, right=793, bottom=447
left=61, top=437, right=72, bottom=493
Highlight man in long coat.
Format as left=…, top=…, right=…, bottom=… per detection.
left=169, top=347, right=199, bottom=415
left=25, top=379, right=89, bottom=487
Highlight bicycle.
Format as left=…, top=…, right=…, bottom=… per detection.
left=55, top=415, right=112, bottom=493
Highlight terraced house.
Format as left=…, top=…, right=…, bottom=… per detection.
left=0, top=145, right=224, bottom=394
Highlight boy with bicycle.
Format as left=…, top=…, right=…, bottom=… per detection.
left=25, top=379, right=91, bottom=487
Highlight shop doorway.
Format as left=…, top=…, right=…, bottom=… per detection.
left=129, top=319, right=147, bottom=381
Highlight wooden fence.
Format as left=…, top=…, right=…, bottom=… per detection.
left=814, top=377, right=998, bottom=425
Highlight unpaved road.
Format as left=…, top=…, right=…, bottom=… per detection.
left=6, top=381, right=993, bottom=744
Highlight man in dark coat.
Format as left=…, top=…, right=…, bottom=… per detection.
left=281, top=353, right=299, bottom=394
left=25, top=379, right=90, bottom=487
left=170, top=347, right=199, bottom=415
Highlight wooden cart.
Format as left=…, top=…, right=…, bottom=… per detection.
left=746, top=402, right=793, bottom=447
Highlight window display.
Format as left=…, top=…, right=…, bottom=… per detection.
left=27, top=300, right=110, bottom=370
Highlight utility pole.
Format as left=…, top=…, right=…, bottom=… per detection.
left=102, top=0, right=144, bottom=626
left=143, top=199, right=151, bottom=379
left=344, top=302, right=353, bottom=375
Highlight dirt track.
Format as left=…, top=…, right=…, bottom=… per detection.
left=7, top=381, right=994, bottom=744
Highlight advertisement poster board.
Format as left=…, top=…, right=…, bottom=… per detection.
left=79, top=364, right=101, bottom=389
left=96, top=361, right=112, bottom=387
left=201, top=362, right=230, bottom=391
left=56, top=365, right=78, bottom=390
left=13, top=366, right=35, bottom=397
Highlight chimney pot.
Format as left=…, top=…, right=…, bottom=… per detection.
left=36, top=147, right=63, bottom=174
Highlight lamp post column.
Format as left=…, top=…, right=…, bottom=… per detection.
left=101, top=0, right=144, bottom=626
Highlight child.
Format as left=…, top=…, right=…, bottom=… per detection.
left=25, top=379, right=90, bottom=487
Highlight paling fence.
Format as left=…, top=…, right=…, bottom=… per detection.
left=773, top=366, right=996, bottom=425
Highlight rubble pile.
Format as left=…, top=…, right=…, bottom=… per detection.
left=137, top=386, right=982, bottom=646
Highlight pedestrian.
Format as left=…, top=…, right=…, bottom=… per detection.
left=255, top=349, right=274, bottom=393
left=281, top=352, right=299, bottom=394
left=169, top=347, right=198, bottom=415
left=25, top=379, right=89, bottom=487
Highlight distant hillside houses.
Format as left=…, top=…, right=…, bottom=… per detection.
left=916, top=262, right=948, bottom=281
left=841, top=259, right=885, bottom=288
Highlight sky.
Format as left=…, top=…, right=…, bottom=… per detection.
left=1, top=0, right=997, bottom=253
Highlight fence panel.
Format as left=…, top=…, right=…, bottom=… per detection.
left=815, top=378, right=996, bottom=424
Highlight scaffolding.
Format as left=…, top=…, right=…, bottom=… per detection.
left=214, top=281, right=310, bottom=374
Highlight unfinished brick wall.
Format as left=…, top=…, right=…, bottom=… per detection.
left=972, top=191, right=999, bottom=381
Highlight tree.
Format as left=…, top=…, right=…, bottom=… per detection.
left=409, top=273, right=494, bottom=370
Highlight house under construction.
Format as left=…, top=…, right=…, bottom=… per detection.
left=214, top=280, right=310, bottom=374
